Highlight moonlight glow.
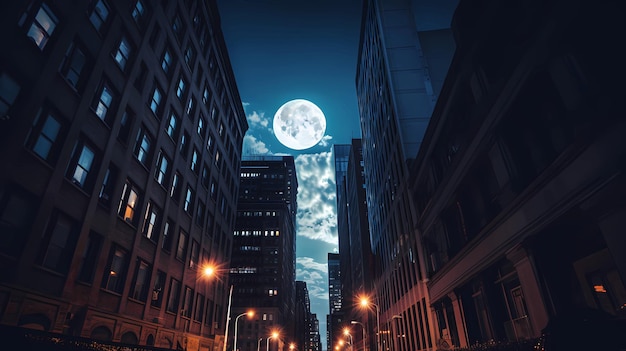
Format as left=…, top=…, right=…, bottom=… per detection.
left=273, top=99, right=326, bottom=150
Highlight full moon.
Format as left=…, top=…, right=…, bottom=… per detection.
left=273, top=99, right=326, bottom=150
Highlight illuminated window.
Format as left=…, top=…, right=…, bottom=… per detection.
left=93, top=81, right=115, bottom=124
left=118, top=179, right=141, bottom=225
left=102, top=245, right=128, bottom=293
left=142, top=201, right=160, bottom=241
left=67, top=140, right=96, bottom=189
left=155, top=151, right=170, bottom=186
left=114, top=36, right=132, bottom=70
left=26, top=4, right=58, bottom=50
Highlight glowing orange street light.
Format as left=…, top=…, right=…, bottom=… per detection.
left=266, top=331, right=279, bottom=351
left=359, top=296, right=380, bottom=351
left=234, top=310, right=255, bottom=351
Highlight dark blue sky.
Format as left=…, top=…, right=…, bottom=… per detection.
left=217, top=0, right=364, bottom=342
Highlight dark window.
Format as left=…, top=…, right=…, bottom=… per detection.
left=25, top=107, right=65, bottom=163
left=181, top=286, right=193, bottom=317
left=89, top=0, right=110, bottom=34
left=179, top=131, right=190, bottom=159
left=0, top=186, right=38, bottom=256
left=151, top=270, right=166, bottom=307
left=184, top=45, right=195, bottom=69
left=194, top=294, right=205, bottom=322
left=98, top=164, right=118, bottom=207
left=130, top=258, right=151, bottom=301
left=117, top=109, right=134, bottom=144
left=189, top=239, right=199, bottom=269
left=195, top=201, right=205, bottom=228
left=166, top=278, right=181, bottom=313
left=77, top=231, right=103, bottom=283
left=102, top=245, right=128, bottom=293
left=134, top=61, right=147, bottom=90
left=0, top=73, right=20, bottom=117
left=186, top=96, right=195, bottom=117
left=149, top=24, right=160, bottom=48
left=131, top=0, right=147, bottom=27
left=176, top=229, right=188, bottom=261
left=162, top=219, right=174, bottom=252
left=59, top=41, right=88, bottom=90
left=171, top=13, right=183, bottom=42
left=38, top=210, right=79, bottom=275
left=201, top=165, right=210, bottom=189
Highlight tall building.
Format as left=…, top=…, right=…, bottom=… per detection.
left=326, top=252, right=342, bottom=349
left=334, top=139, right=373, bottom=351
left=295, top=281, right=320, bottom=351
left=309, top=314, right=322, bottom=351
left=0, top=1, right=247, bottom=350
left=355, top=0, right=458, bottom=349
left=230, top=156, right=298, bottom=351
left=409, top=0, right=626, bottom=349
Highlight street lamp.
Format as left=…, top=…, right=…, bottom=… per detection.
left=257, top=338, right=263, bottom=351
left=343, top=328, right=353, bottom=350
left=266, top=331, right=279, bottom=351
left=351, top=321, right=366, bottom=351
left=234, top=310, right=254, bottom=351
left=359, top=297, right=380, bottom=351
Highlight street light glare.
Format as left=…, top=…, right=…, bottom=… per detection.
left=203, top=266, right=215, bottom=277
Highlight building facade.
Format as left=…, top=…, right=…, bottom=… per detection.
left=355, top=0, right=458, bottom=349
left=0, top=1, right=247, bottom=350
left=230, top=156, right=298, bottom=351
left=409, top=0, right=626, bottom=349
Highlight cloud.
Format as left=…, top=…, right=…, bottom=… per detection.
left=318, top=134, right=333, bottom=147
left=294, top=152, right=338, bottom=245
left=297, top=256, right=328, bottom=273
left=242, top=134, right=271, bottom=155
left=297, top=257, right=329, bottom=300
left=247, top=110, right=269, bottom=129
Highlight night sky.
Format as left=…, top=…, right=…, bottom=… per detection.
left=216, top=0, right=364, bottom=341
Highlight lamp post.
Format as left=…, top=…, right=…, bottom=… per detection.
left=391, top=315, right=402, bottom=351
left=351, top=321, right=366, bottom=351
left=266, top=331, right=278, bottom=351
left=257, top=338, right=263, bottom=351
left=222, top=285, right=234, bottom=351
left=359, top=297, right=380, bottom=351
left=234, top=311, right=254, bottom=351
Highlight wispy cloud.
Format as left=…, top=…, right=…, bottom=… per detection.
left=295, top=152, right=337, bottom=244
left=318, top=134, right=333, bottom=147
left=247, top=110, right=269, bottom=129
left=296, top=257, right=329, bottom=300
left=242, top=134, right=271, bottom=155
